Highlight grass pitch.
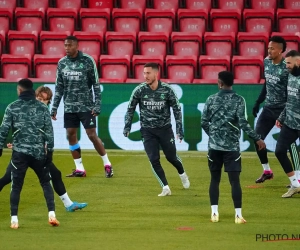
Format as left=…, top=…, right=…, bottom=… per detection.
left=0, top=150, right=300, bottom=250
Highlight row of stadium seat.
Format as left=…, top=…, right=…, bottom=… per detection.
left=0, top=54, right=264, bottom=83
left=1, top=31, right=299, bottom=57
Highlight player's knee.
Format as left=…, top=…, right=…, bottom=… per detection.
left=275, top=145, right=286, bottom=158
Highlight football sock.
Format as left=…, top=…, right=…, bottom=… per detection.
left=11, top=215, right=18, bottom=223
left=101, top=154, right=111, bottom=166
left=235, top=208, right=242, bottom=218
left=211, top=205, right=218, bottom=215
left=262, top=163, right=271, bottom=172
left=59, top=193, right=73, bottom=208
left=289, top=175, right=300, bottom=187
left=295, top=170, right=300, bottom=180
left=48, top=211, right=56, bottom=218
left=163, top=185, right=170, bottom=190
left=74, top=158, right=85, bottom=171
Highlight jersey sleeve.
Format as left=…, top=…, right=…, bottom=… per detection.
left=52, top=61, right=64, bottom=112
left=255, top=82, right=267, bottom=105
left=169, top=87, right=183, bottom=138
left=0, top=105, right=13, bottom=149
left=88, top=57, right=101, bottom=114
left=124, top=86, right=141, bottom=134
left=43, top=107, right=54, bottom=150
left=201, top=96, right=211, bottom=136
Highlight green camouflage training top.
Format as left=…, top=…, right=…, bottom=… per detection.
left=278, top=74, right=300, bottom=130
left=124, top=81, right=183, bottom=138
left=202, top=90, right=261, bottom=151
left=51, top=51, right=101, bottom=114
left=0, top=90, right=54, bottom=160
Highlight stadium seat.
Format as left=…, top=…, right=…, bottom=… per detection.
left=120, top=0, right=146, bottom=9
left=40, top=31, right=71, bottom=56
left=217, top=0, right=244, bottom=9
left=1, top=55, right=31, bottom=80
left=34, top=55, right=61, bottom=80
left=8, top=31, right=38, bottom=56
left=204, top=32, right=235, bottom=56
left=112, top=8, right=142, bottom=33
left=0, top=8, right=13, bottom=33
left=138, top=32, right=169, bottom=56
left=106, top=31, right=136, bottom=56
left=132, top=55, right=164, bottom=79
left=99, top=55, right=130, bottom=80
left=87, top=0, right=114, bottom=8
left=153, top=0, right=178, bottom=10
left=15, top=8, right=44, bottom=33
left=145, top=9, right=175, bottom=33
left=199, top=55, right=230, bottom=79
left=0, top=0, right=16, bottom=8
left=24, top=0, right=49, bottom=9
left=243, top=9, right=274, bottom=33
left=125, top=78, right=141, bottom=83
left=160, top=78, right=192, bottom=83
left=232, top=56, right=263, bottom=83
left=73, top=31, right=103, bottom=57
left=47, top=8, right=77, bottom=32
left=192, top=79, right=217, bottom=84
left=284, top=0, right=300, bottom=9
left=80, top=8, right=110, bottom=32
left=171, top=32, right=202, bottom=56
left=100, top=78, right=125, bottom=83
left=237, top=32, right=269, bottom=57
left=210, top=9, right=241, bottom=33
left=0, top=31, right=5, bottom=54
left=277, top=9, right=300, bottom=34
left=250, top=0, right=277, bottom=9
left=185, top=0, right=212, bottom=10
left=166, top=55, right=197, bottom=81
left=56, top=0, right=82, bottom=9
left=234, top=79, right=262, bottom=84
left=271, top=32, right=300, bottom=56
left=177, top=9, right=208, bottom=33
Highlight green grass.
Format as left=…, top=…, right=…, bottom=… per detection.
left=0, top=150, right=300, bottom=250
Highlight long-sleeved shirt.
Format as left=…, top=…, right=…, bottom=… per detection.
left=51, top=51, right=101, bottom=114
left=0, top=90, right=54, bottom=160
left=201, top=89, right=261, bottom=151
left=124, top=81, right=183, bottom=137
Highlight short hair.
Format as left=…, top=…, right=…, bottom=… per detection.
left=18, top=78, right=33, bottom=90
left=269, top=36, right=287, bottom=53
left=35, top=86, right=53, bottom=104
left=144, top=63, right=159, bottom=70
left=65, top=36, right=78, bottom=43
left=218, top=71, right=234, bottom=87
left=285, top=50, right=300, bottom=58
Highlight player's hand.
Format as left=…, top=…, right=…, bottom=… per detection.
left=252, top=103, right=260, bottom=118
left=275, top=120, right=282, bottom=128
left=176, top=134, right=183, bottom=143
left=123, top=131, right=129, bottom=137
left=51, top=110, right=57, bottom=121
left=91, top=110, right=99, bottom=117
left=256, top=139, right=266, bottom=151
left=7, top=143, right=13, bottom=149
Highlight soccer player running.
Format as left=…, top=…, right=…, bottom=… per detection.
left=202, top=71, right=266, bottom=224
left=0, top=86, right=87, bottom=212
left=0, top=79, right=59, bottom=229
left=51, top=36, right=113, bottom=178
left=252, top=36, right=300, bottom=184
left=275, top=50, right=300, bottom=198
left=123, top=63, right=190, bottom=196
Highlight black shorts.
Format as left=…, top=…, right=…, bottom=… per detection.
left=207, top=149, right=241, bottom=172
left=64, top=112, right=96, bottom=129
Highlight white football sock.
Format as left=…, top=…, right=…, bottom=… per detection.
left=48, top=211, right=56, bottom=218
left=289, top=175, right=300, bottom=187
left=163, top=185, right=170, bottom=190
left=11, top=215, right=18, bottom=223
left=211, top=205, right=218, bottom=215
left=101, top=154, right=111, bottom=166
left=74, top=158, right=85, bottom=171
left=235, top=208, right=242, bottom=217
left=262, top=163, right=271, bottom=171
left=59, top=193, right=73, bottom=208
left=295, top=170, right=300, bottom=180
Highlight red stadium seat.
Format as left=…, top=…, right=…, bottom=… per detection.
left=112, top=8, right=142, bottom=33
left=177, top=9, right=208, bottom=33
left=80, top=8, right=110, bottom=32
left=277, top=9, right=300, bottom=34
left=8, top=31, right=37, bottom=56
left=204, top=32, right=235, bottom=56
left=153, top=0, right=178, bottom=10
left=250, top=0, right=277, bottom=9
left=185, top=0, right=212, bottom=10
left=120, top=0, right=146, bottom=9
left=15, top=8, right=44, bottom=33
left=87, top=0, right=114, bottom=8
left=160, top=78, right=192, bottom=83
left=145, top=9, right=175, bottom=33
left=125, top=78, right=142, bottom=83
left=171, top=32, right=202, bottom=56
left=210, top=9, right=241, bottom=33
left=100, top=78, right=125, bottom=83
left=132, top=55, right=164, bottom=79
left=40, top=31, right=71, bottom=56
left=237, top=32, right=269, bottom=57
left=56, top=0, right=82, bottom=9
left=284, top=0, right=300, bottom=9
left=34, top=55, right=61, bottom=80
left=73, top=31, right=103, bottom=57
left=47, top=8, right=77, bottom=32
left=192, top=79, right=217, bottom=84
left=218, top=0, right=244, bottom=9
left=106, top=31, right=136, bottom=56
left=232, top=56, right=263, bottom=82
left=243, top=9, right=274, bottom=33
left=199, top=55, right=230, bottom=79
left=0, top=31, right=5, bottom=54
left=271, top=32, right=300, bottom=56
left=166, top=55, right=197, bottom=81
left=138, top=32, right=169, bottom=56
left=24, top=0, right=49, bottom=9
left=234, top=79, right=262, bottom=84
left=1, top=55, right=31, bottom=80
left=99, top=55, right=130, bottom=80
left=0, top=8, right=13, bottom=33
left=0, top=0, right=16, bottom=8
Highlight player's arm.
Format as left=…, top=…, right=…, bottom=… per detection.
left=51, top=62, right=64, bottom=120
left=252, top=82, right=266, bottom=117
left=201, top=97, right=211, bottom=136
left=43, top=107, right=54, bottom=150
left=88, top=57, right=101, bottom=116
left=0, top=106, right=13, bottom=156
left=169, top=88, right=183, bottom=140
left=276, top=108, right=286, bottom=128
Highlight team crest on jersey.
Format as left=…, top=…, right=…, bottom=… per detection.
left=160, top=94, right=165, bottom=99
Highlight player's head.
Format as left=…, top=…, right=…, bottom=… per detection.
left=285, top=50, right=300, bottom=76
left=268, top=36, right=286, bottom=60
left=35, top=86, right=53, bottom=105
left=65, top=36, right=78, bottom=57
left=143, top=63, right=159, bottom=86
left=17, top=78, right=33, bottom=95
left=218, top=71, right=234, bottom=89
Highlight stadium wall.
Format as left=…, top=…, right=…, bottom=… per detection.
left=0, top=83, right=282, bottom=152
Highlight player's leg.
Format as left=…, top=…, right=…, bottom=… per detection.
left=158, top=126, right=190, bottom=189
left=141, top=127, right=170, bottom=196
left=48, top=162, right=87, bottom=211
left=275, top=125, right=300, bottom=198
left=64, top=113, right=86, bottom=177
left=207, top=149, right=223, bottom=222
left=0, top=162, right=13, bottom=192
left=80, top=111, right=113, bottom=178
left=288, top=142, right=300, bottom=183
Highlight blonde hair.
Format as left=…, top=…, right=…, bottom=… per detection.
left=35, top=86, right=53, bottom=104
